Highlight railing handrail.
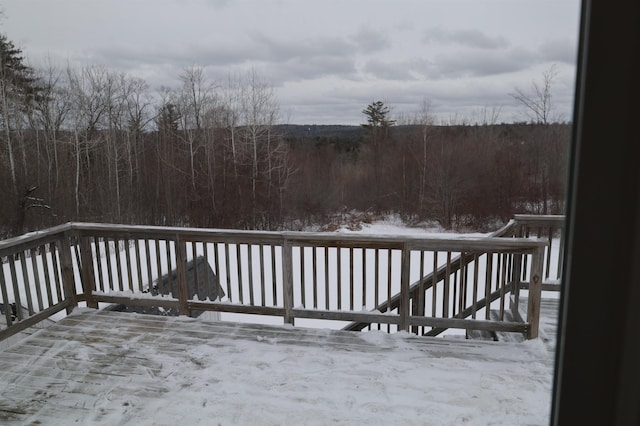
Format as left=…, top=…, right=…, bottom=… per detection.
left=512, top=214, right=565, bottom=225
left=64, top=222, right=548, bottom=251
left=0, top=218, right=559, bottom=253
left=0, top=223, right=72, bottom=257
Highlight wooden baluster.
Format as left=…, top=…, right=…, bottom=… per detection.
left=471, top=253, right=479, bottom=319
left=40, top=245, right=53, bottom=307
left=134, top=239, right=144, bottom=293
left=165, top=240, right=173, bottom=294
left=94, top=237, right=104, bottom=292
left=387, top=249, right=392, bottom=333
left=154, top=239, right=163, bottom=295
left=459, top=253, right=466, bottom=316
left=443, top=252, right=451, bottom=318
left=104, top=238, right=114, bottom=292
left=337, top=247, right=342, bottom=310
left=236, top=244, right=243, bottom=304
left=374, top=248, right=379, bottom=329
left=349, top=247, right=354, bottom=311
left=300, top=246, right=305, bottom=308
left=271, top=245, right=277, bottom=306
left=499, top=253, right=507, bottom=320
left=432, top=251, right=438, bottom=318
left=362, top=248, right=367, bottom=311
left=546, top=226, right=553, bottom=279
left=313, top=246, right=318, bottom=309
left=191, top=242, right=200, bottom=299
left=30, top=248, right=44, bottom=311
left=557, top=226, right=565, bottom=279
left=260, top=244, right=266, bottom=306
left=203, top=243, right=211, bottom=301
left=224, top=243, right=232, bottom=302
left=325, top=246, right=330, bottom=310
left=49, top=242, right=62, bottom=304
left=485, top=252, right=493, bottom=320
left=399, top=242, right=411, bottom=333
left=115, top=239, right=124, bottom=292
left=145, top=239, right=153, bottom=293
left=248, top=243, right=255, bottom=306
left=124, top=238, right=134, bottom=293
left=213, top=242, right=222, bottom=301
left=19, top=252, right=34, bottom=315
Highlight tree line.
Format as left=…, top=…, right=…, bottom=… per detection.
left=0, top=34, right=569, bottom=238
left=287, top=121, right=568, bottom=230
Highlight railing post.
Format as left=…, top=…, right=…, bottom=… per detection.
left=175, top=237, right=190, bottom=316
left=511, top=253, right=522, bottom=318
left=58, top=233, right=78, bottom=315
left=399, top=242, right=411, bottom=332
left=79, top=236, right=98, bottom=309
left=0, top=266, right=13, bottom=326
left=282, top=239, right=294, bottom=325
left=527, top=246, right=544, bottom=339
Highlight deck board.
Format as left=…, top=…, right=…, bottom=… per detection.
left=0, top=306, right=558, bottom=425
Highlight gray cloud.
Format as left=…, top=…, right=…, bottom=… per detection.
left=427, top=48, right=536, bottom=79
left=350, top=26, right=392, bottom=52
left=263, top=56, right=358, bottom=86
left=538, top=38, right=578, bottom=64
left=3, top=0, right=581, bottom=125
left=90, top=32, right=360, bottom=86
left=362, top=59, right=418, bottom=81
left=361, top=47, right=537, bottom=82
left=422, top=28, right=510, bottom=50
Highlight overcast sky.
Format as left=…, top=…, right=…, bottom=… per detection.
left=2, top=0, right=581, bottom=125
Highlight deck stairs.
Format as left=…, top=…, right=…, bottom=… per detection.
left=466, top=297, right=560, bottom=344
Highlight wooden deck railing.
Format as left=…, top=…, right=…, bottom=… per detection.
left=0, top=219, right=558, bottom=342
left=505, top=214, right=565, bottom=290
left=0, top=224, right=77, bottom=342
left=344, top=214, right=564, bottom=335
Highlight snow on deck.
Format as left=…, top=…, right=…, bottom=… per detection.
left=0, top=307, right=556, bottom=425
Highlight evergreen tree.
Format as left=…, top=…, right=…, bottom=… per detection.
left=0, top=33, right=44, bottom=233
left=361, top=101, right=395, bottom=211
left=0, top=34, right=41, bottom=194
left=361, top=101, right=396, bottom=130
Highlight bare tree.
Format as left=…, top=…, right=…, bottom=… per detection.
left=175, top=66, right=216, bottom=192
left=238, top=69, right=283, bottom=228
left=33, top=60, right=71, bottom=196
left=511, top=65, right=561, bottom=214
left=511, top=65, right=558, bottom=124
left=66, top=65, right=108, bottom=216
left=412, top=98, right=434, bottom=215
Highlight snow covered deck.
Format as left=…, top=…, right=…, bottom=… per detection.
left=0, top=302, right=558, bottom=425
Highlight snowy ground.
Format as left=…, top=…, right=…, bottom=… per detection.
left=1, top=308, right=555, bottom=425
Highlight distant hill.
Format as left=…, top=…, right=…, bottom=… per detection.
left=275, top=124, right=365, bottom=139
